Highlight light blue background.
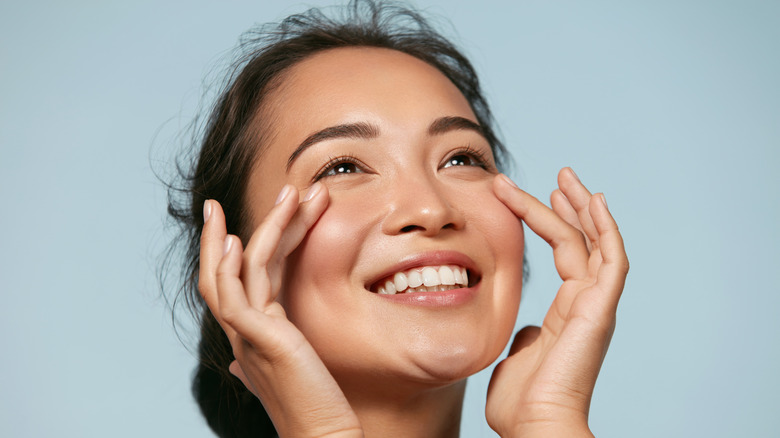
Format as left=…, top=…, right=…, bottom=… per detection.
left=1, top=1, right=778, bottom=436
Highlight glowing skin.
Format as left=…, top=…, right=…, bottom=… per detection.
left=244, top=47, right=524, bottom=395
left=199, top=42, right=628, bottom=438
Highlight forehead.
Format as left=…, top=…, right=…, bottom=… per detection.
left=263, top=46, right=475, bottom=129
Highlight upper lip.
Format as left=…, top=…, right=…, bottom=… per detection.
left=365, top=250, right=481, bottom=292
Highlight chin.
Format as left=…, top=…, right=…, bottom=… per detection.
left=410, top=355, right=491, bottom=384
left=401, top=331, right=507, bottom=385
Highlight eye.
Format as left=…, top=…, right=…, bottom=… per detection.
left=444, top=154, right=480, bottom=168
left=441, top=147, right=492, bottom=171
left=313, top=155, right=366, bottom=181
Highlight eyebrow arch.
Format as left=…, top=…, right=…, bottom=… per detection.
left=428, top=116, right=485, bottom=137
left=286, top=122, right=380, bottom=171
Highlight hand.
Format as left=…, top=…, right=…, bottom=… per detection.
left=199, top=183, right=363, bottom=438
left=486, top=169, right=629, bottom=437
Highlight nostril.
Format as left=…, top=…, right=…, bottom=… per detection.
left=399, top=223, right=456, bottom=233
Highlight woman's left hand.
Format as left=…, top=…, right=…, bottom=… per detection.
left=486, top=168, right=629, bottom=437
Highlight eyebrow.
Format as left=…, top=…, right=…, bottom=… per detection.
left=427, top=116, right=485, bottom=137
left=286, top=116, right=485, bottom=171
left=286, top=122, right=379, bottom=171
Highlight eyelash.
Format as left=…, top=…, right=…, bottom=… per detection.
left=441, top=146, right=493, bottom=171
left=312, top=154, right=366, bottom=182
left=312, top=146, right=493, bottom=182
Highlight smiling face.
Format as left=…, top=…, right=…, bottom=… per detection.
left=245, top=47, right=524, bottom=392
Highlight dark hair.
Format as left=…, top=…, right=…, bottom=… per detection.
left=163, top=1, right=511, bottom=436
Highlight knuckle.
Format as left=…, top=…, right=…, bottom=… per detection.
left=243, top=251, right=262, bottom=271
left=197, top=282, right=208, bottom=298
left=220, top=308, right=242, bottom=326
left=215, top=269, right=235, bottom=287
left=618, top=255, right=630, bottom=274
left=215, top=268, right=230, bottom=281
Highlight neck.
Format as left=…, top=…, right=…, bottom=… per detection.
left=340, top=378, right=466, bottom=438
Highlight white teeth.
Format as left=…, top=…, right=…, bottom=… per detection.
left=393, top=272, right=407, bottom=292
left=407, top=270, right=423, bottom=288
left=453, top=268, right=464, bottom=285
left=422, top=267, right=440, bottom=287
left=374, top=265, right=471, bottom=294
left=439, top=266, right=455, bottom=285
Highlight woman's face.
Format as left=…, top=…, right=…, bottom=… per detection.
left=246, top=47, right=524, bottom=388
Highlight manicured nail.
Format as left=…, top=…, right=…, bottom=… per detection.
left=599, top=193, right=608, bottom=209
left=303, top=182, right=322, bottom=202
left=223, top=235, right=234, bottom=255
left=203, top=200, right=212, bottom=223
left=500, top=174, right=518, bottom=188
left=275, top=185, right=293, bottom=205
left=568, top=167, right=581, bottom=182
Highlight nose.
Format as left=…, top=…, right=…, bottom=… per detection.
left=381, top=174, right=465, bottom=236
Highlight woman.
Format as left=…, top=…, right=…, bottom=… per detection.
left=165, top=1, right=628, bottom=436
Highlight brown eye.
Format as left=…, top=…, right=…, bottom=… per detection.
left=444, top=154, right=477, bottom=168
left=441, top=149, right=490, bottom=170
left=326, top=162, right=359, bottom=175
left=314, top=156, right=366, bottom=181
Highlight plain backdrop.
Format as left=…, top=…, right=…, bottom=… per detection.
left=1, top=0, right=778, bottom=436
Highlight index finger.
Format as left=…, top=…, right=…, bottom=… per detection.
left=493, top=174, right=589, bottom=281
left=199, top=199, right=228, bottom=321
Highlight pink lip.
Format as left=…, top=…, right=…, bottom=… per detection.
left=374, top=283, right=480, bottom=307
left=365, top=250, right=481, bottom=306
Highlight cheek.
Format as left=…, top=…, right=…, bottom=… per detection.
left=462, top=184, right=525, bottom=333
left=278, top=194, right=388, bottom=368
left=279, top=194, right=374, bottom=320
left=480, top=198, right=524, bottom=258
left=461, top=181, right=525, bottom=256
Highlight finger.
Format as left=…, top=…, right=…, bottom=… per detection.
left=272, top=183, right=330, bottom=270
left=494, top=174, right=589, bottom=280
left=558, top=168, right=600, bottom=249
left=550, top=189, right=582, bottom=234
left=199, top=200, right=228, bottom=322
left=590, top=193, right=629, bottom=314
left=263, top=183, right=330, bottom=296
left=507, top=325, right=541, bottom=356
left=215, top=234, right=252, bottom=338
left=242, top=183, right=329, bottom=307
left=216, top=236, right=283, bottom=349
left=234, top=184, right=300, bottom=308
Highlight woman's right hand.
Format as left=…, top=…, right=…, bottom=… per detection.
left=199, top=183, right=363, bottom=438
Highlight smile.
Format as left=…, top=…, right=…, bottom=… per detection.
left=372, top=265, right=470, bottom=294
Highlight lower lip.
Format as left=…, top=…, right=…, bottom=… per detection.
left=373, top=283, right=479, bottom=307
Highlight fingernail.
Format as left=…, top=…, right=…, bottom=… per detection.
left=275, top=185, right=293, bottom=205
left=203, top=200, right=212, bottom=223
left=568, top=167, right=581, bottom=182
left=599, top=193, right=608, bottom=209
left=223, top=235, right=233, bottom=255
left=499, top=174, right=518, bottom=188
left=303, top=182, right=322, bottom=202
